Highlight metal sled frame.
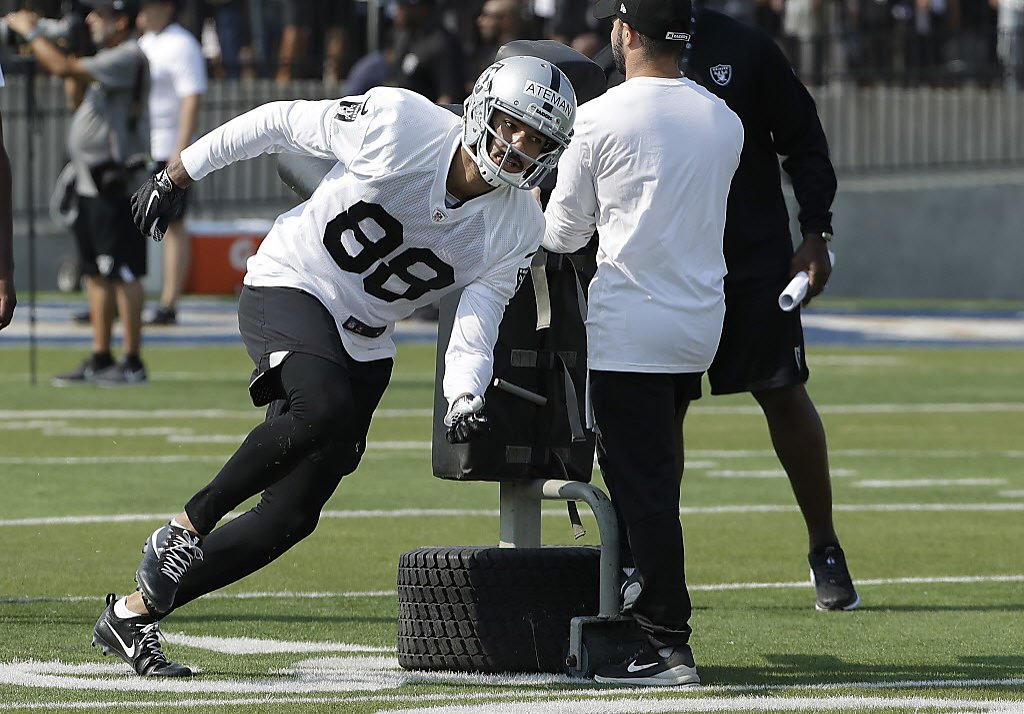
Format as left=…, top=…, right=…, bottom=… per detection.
left=498, top=479, right=639, bottom=677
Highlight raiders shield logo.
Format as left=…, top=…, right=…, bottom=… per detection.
left=431, top=208, right=447, bottom=223
left=515, top=265, right=530, bottom=291
left=710, top=64, right=732, bottom=86
left=335, top=100, right=363, bottom=122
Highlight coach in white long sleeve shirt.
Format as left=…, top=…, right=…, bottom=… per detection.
left=542, top=0, right=742, bottom=687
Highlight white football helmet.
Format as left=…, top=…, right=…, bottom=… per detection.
left=463, top=55, right=577, bottom=190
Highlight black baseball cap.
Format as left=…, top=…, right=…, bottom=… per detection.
left=593, top=0, right=692, bottom=42
left=81, top=0, right=140, bottom=15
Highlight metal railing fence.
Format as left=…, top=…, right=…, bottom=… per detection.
left=2, top=59, right=1023, bottom=223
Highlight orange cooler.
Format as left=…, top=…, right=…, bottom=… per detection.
left=184, top=219, right=274, bottom=295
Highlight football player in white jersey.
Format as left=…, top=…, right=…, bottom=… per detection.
left=89, top=55, right=576, bottom=678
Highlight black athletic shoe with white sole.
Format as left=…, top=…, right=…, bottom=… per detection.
left=135, top=522, right=204, bottom=614
left=91, top=359, right=149, bottom=387
left=809, top=544, right=860, bottom=611
left=51, top=354, right=114, bottom=386
left=92, top=593, right=192, bottom=677
left=594, top=642, right=700, bottom=686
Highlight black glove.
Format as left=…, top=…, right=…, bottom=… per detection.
left=131, top=169, right=186, bottom=242
left=444, top=394, right=491, bottom=444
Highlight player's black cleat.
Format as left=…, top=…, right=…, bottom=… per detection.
left=809, top=544, right=860, bottom=611
left=135, top=522, right=204, bottom=614
left=594, top=641, right=700, bottom=686
left=91, top=593, right=192, bottom=677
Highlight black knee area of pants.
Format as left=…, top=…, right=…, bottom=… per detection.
left=277, top=356, right=353, bottom=460
left=255, top=499, right=321, bottom=546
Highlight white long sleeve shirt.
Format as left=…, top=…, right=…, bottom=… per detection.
left=180, top=88, right=544, bottom=404
left=543, top=76, right=743, bottom=373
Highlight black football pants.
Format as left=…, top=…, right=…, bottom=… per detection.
left=170, top=351, right=391, bottom=611
left=590, top=369, right=699, bottom=650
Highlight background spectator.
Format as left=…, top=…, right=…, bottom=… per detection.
left=178, top=0, right=244, bottom=78
left=138, top=0, right=206, bottom=326
left=390, top=0, right=464, bottom=103
left=994, top=0, right=1024, bottom=88
left=473, top=0, right=525, bottom=79
left=7, top=0, right=151, bottom=385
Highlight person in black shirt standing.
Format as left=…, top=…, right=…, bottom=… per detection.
left=391, top=0, right=466, bottom=104
left=596, top=6, right=859, bottom=612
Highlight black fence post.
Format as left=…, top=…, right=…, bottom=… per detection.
left=24, top=58, right=37, bottom=386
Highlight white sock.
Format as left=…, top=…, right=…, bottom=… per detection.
left=170, top=517, right=190, bottom=531
left=113, top=596, right=143, bottom=620
left=657, top=646, right=675, bottom=658
left=622, top=567, right=635, bottom=577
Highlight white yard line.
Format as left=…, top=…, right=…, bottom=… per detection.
left=689, top=449, right=1024, bottom=458
left=0, top=455, right=229, bottom=465
left=0, top=661, right=1022, bottom=711
left=1, top=590, right=397, bottom=604
left=706, top=469, right=858, bottom=478
left=4, top=574, right=1022, bottom=605
left=0, top=421, right=68, bottom=431
left=806, top=356, right=910, bottom=366
left=1, top=403, right=1023, bottom=421
left=167, top=435, right=433, bottom=449
left=42, top=427, right=194, bottom=437
left=689, top=403, right=1024, bottom=416
left=2, top=693, right=1022, bottom=713
left=392, top=695, right=1024, bottom=713
left=4, top=502, right=1024, bottom=528
left=163, top=633, right=393, bottom=654
left=3, top=449, right=1024, bottom=466
left=0, top=409, right=432, bottom=420
left=854, top=478, right=1007, bottom=488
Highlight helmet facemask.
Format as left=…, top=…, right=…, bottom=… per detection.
left=462, top=57, right=575, bottom=190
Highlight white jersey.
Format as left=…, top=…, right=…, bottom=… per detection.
left=543, top=76, right=743, bottom=373
left=180, top=88, right=545, bottom=403
left=139, top=23, right=207, bottom=161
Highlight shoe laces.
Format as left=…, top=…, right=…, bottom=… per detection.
left=135, top=620, right=170, bottom=666
left=813, top=548, right=849, bottom=585
left=159, top=529, right=203, bottom=583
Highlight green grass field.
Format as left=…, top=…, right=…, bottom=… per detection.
left=1, top=342, right=1023, bottom=713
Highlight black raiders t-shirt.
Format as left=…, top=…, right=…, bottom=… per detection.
left=594, top=10, right=836, bottom=291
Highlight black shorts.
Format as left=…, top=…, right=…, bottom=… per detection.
left=152, top=162, right=190, bottom=217
left=237, top=285, right=393, bottom=407
left=74, top=195, right=147, bottom=281
left=706, top=282, right=809, bottom=395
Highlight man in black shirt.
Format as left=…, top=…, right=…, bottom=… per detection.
left=596, top=7, right=859, bottom=612
left=391, top=0, right=465, bottom=104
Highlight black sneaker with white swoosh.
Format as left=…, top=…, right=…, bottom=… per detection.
left=809, top=544, right=860, bottom=611
left=91, top=593, right=192, bottom=677
left=91, top=359, right=149, bottom=387
left=593, top=641, right=700, bottom=686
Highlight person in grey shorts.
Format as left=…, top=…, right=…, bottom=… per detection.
left=6, top=0, right=151, bottom=385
